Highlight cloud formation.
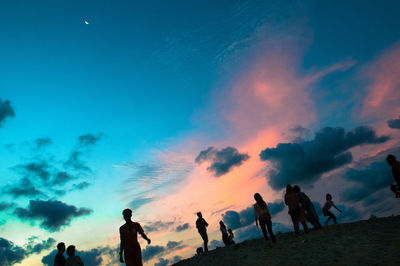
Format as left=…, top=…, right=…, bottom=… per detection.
left=3, top=177, right=46, bottom=198
left=26, top=237, right=56, bottom=254
left=35, top=137, right=52, bottom=149
left=0, top=237, right=26, bottom=265
left=387, top=116, right=400, bottom=129
left=142, top=245, right=165, bottom=262
left=223, top=201, right=284, bottom=230
left=175, top=223, right=190, bottom=232
left=195, top=146, right=250, bottom=177
left=65, top=151, right=91, bottom=172
left=14, top=200, right=92, bottom=232
left=143, top=220, right=174, bottom=233
left=72, top=182, right=91, bottom=190
left=260, top=126, right=389, bottom=189
left=78, top=133, right=102, bottom=147
left=341, top=161, right=393, bottom=203
left=0, top=99, right=15, bottom=127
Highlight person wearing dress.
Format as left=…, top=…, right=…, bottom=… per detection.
left=219, top=221, right=230, bottom=246
left=228, top=229, right=235, bottom=245
left=253, top=193, right=276, bottom=243
left=293, top=185, right=322, bottom=229
left=285, top=185, right=309, bottom=235
left=119, top=208, right=151, bottom=266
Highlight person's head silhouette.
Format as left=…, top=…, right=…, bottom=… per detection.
left=286, top=184, right=293, bottom=193
left=66, top=245, right=76, bottom=258
left=123, top=208, right=132, bottom=223
left=57, top=242, right=65, bottom=253
left=219, top=221, right=225, bottom=227
left=254, top=193, right=262, bottom=202
left=197, top=212, right=202, bottom=218
left=326, top=193, right=332, bottom=201
left=387, top=154, right=397, bottom=166
left=293, top=185, right=300, bottom=193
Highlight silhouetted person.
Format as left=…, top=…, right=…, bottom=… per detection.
left=196, top=247, right=204, bottom=255
left=322, top=193, right=342, bottom=225
left=390, top=184, right=400, bottom=198
left=293, top=185, right=322, bottom=229
left=253, top=193, right=276, bottom=243
left=228, top=229, right=235, bottom=245
left=65, top=245, right=84, bottom=266
left=54, top=242, right=66, bottom=266
left=196, top=212, right=209, bottom=252
left=119, top=208, right=151, bottom=266
left=387, top=154, right=400, bottom=197
left=219, top=221, right=230, bottom=246
left=284, top=185, right=309, bottom=235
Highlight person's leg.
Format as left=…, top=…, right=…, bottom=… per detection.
left=200, top=232, right=208, bottom=252
left=328, top=211, right=337, bottom=224
left=259, top=218, right=269, bottom=240
left=290, top=214, right=300, bottom=235
left=266, top=219, right=276, bottom=243
left=306, top=211, right=318, bottom=229
left=301, top=221, right=309, bottom=233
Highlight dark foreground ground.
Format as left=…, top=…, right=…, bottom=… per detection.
left=173, top=215, right=400, bottom=266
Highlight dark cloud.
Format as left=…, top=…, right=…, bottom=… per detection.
left=269, top=202, right=285, bottom=215
left=0, top=99, right=15, bottom=127
left=233, top=225, right=263, bottom=242
left=3, top=178, right=46, bottom=198
left=171, top=256, right=182, bottom=263
left=130, top=197, right=154, bottom=211
left=336, top=205, right=362, bottom=222
left=72, top=182, right=91, bottom=190
left=0, top=202, right=14, bottom=211
left=176, top=223, right=190, bottom=232
left=64, top=151, right=91, bottom=172
left=35, top=137, right=52, bottom=149
left=195, top=146, right=250, bottom=177
left=0, top=237, right=27, bottom=265
left=15, top=161, right=51, bottom=181
left=341, top=161, right=392, bottom=203
left=166, top=241, right=184, bottom=250
left=52, top=171, right=75, bottom=185
left=260, top=126, right=389, bottom=189
left=14, top=200, right=92, bottom=232
left=78, top=133, right=102, bottom=146
left=155, top=257, right=169, bottom=266
left=223, top=202, right=284, bottom=230
left=143, top=220, right=174, bottom=233
left=26, top=237, right=56, bottom=254
left=142, top=245, right=165, bottom=262
left=387, top=116, right=400, bottom=129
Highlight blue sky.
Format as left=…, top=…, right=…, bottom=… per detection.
left=1, top=1, right=400, bottom=265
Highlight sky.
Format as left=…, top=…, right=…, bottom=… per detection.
left=1, top=0, right=400, bottom=265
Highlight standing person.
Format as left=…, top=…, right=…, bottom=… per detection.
left=228, top=229, right=235, bottom=245
left=65, top=245, right=84, bottom=266
left=293, top=185, right=322, bottom=229
left=219, top=221, right=230, bottom=246
left=54, top=242, right=66, bottom=266
left=386, top=154, right=400, bottom=197
left=196, top=212, right=209, bottom=252
left=284, top=185, right=309, bottom=235
left=119, top=208, right=151, bottom=266
left=253, top=193, right=277, bottom=243
left=322, top=194, right=342, bottom=225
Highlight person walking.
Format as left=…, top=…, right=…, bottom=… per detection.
left=119, top=208, right=151, bottom=266
left=253, top=193, right=276, bottom=243
left=285, top=185, right=309, bottom=235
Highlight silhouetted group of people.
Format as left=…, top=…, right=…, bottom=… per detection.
left=49, top=154, right=400, bottom=266
left=54, top=242, right=84, bottom=266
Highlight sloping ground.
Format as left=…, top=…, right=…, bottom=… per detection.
left=173, top=215, right=400, bottom=266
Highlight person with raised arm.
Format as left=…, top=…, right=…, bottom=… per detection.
left=119, top=208, right=151, bottom=266
left=322, top=194, right=342, bottom=225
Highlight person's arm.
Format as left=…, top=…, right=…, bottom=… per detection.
left=254, top=206, right=259, bottom=228
left=119, top=229, right=124, bottom=263
left=332, top=201, right=342, bottom=212
left=204, top=219, right=208, bottom=227
left=140, top=231, right=151, bottom=244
